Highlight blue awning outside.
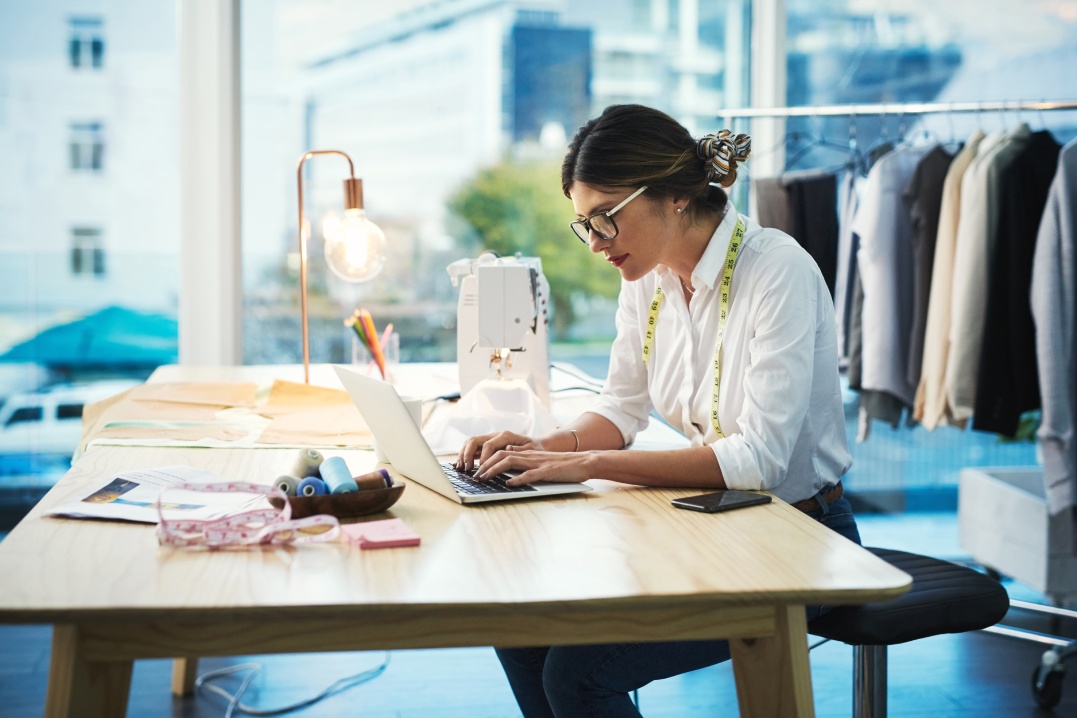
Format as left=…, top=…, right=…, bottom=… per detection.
left=0, top=306, right=178, bottom=368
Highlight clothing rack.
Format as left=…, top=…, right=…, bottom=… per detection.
left=719, top=98, right=1077, bottom=120
left=723, top=94, right=1077, bottom=710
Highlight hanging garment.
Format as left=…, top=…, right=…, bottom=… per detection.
left=833, top=172, right=863, bottom=362
left=973, top=131, right=1061, bottom=436
left=914, top=130, right=986, bottom=429
left=946, top=124, right=1031, bottom=425
left=904, top=145, right=956, bottom=390
left=1031, top=138, right=1077, bottom=515
left=852, top=143, right=932, bottom=428
left=752, top=176, right=794, bottom=234
left=752, top=170, right=839, bottom=296
left=784, top=169, right=839, bottom=297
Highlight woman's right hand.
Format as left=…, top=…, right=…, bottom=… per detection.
left=455, top=430, right=544, bottom=472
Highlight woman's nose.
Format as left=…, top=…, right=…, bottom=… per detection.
left=588, top=230, right=608, bottom=253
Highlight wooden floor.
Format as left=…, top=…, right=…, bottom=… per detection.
left=3, top=513, right=1077, bottom=717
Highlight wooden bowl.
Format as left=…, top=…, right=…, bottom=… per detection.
left=270, top=484, right=405, bottom=520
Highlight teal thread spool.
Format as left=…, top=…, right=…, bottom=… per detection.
left=292, top=449, right=324, bottom=478
left=297, top=476, right=328, bottom=496
left=275, top=474, right=301, bottom=497
left=320, top=456, right=359, bottom=494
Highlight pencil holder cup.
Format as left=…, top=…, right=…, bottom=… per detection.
left=352, top=331, right=399, bottom=382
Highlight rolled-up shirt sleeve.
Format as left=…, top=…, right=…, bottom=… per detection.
left=585, top=280, right=654, bottom=446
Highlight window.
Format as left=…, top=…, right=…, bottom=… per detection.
left=239, top=1, right=751, bottom=367
left=6, top=407, right=43, bottom=427
left=70, top=227, right=106, bottom=277
left=56, top=404, right=84, bottom=420
left=68, top=17, right=105, bottom=70
left=69, top=122, right=105, bottom=172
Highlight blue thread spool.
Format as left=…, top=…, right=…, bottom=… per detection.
left=320, top=456, right=359, bottom=494
left=297, top=476, right=328, bottom=497
left=354, top=469, right=393, bottom=491
left=275, top=474, right=301, bottom=497
left=292, top=449, right=324, bottom=478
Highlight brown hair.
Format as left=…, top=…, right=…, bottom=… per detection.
left=561, top=104, right=740, bottom=219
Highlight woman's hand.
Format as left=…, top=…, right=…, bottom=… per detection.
left=475, top=449, right=593, bottom=487
left=455, top=430, right=544, bottom=472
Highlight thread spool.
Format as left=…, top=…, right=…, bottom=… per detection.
left=292, top=449, right=324, bottom=478
left=320, top=456, right=359, bottom=494
left=354, top=469, right=393, bottom=491
left=275, top=474, right=301, bottom=497
left=297, top=476, right=328, bottom=497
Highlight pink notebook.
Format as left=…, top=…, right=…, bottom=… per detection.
left=341, top=518, right=421, bottom=549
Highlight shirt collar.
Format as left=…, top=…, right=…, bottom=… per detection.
left=670, top=201, right=740, bottom=293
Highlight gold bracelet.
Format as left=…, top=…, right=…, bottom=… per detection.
left=569, top=429, right=580, bottom=452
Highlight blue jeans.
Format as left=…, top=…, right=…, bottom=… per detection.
left=495, top=496, right=861, bottom=718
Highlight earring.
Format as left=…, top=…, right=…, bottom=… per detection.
left=676, top=207, right=684, bottom=214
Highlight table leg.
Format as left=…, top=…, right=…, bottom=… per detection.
left=172, top=657, right=199, bottom=696
left=730, top=605, right=815, bottom=717
left=45, top=625, right=133, bottom=718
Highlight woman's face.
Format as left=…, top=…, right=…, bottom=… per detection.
left=569, top=182, right=677, bottom=282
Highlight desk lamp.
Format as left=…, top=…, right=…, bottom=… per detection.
left=295, top=150, right=386, bottom=383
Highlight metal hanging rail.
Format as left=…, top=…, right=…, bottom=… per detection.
left=719, top=99, right=1077, bottom=120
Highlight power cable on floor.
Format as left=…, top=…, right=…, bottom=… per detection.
left=194, top=652, right=391, bottom=717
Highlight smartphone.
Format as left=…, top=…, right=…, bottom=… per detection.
left=671, top=490, right=772, bottom=513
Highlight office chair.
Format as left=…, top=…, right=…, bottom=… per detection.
left=808, top=547, right=1010, bottom=718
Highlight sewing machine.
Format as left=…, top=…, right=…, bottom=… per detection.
left=447, top=253, right=551, bottom=407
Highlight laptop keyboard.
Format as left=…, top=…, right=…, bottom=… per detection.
left=440, top=463, right=538, bottom=495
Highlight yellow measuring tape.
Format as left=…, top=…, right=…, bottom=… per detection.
left=642, top=218, right=745, bottom=438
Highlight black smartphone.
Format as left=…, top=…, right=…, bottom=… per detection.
left=671, top=490, right=772, bottom=513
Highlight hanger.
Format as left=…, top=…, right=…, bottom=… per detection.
left=783, top=113, right=864, bottom=173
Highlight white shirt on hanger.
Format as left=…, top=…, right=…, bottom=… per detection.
left=852, top=143, right=933, bottom=409
left=914, top=129, right=986, bottom=429
left=585, top=205, right=851, bottom=504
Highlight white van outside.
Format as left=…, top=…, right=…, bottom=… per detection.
left=0, top=380, right=138, bottom=475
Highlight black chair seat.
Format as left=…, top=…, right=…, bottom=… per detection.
left=810, top=547, right=1010, bottom=646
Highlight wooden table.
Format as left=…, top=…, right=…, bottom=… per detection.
left=0, top=365, right=910, bottom=717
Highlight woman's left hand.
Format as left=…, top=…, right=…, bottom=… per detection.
left=476, top=449, right=592, bottom=487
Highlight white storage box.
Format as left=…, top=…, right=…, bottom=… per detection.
left=959, top=467, right=1077, bottom=604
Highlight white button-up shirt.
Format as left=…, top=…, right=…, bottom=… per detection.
left=586, top=205, right=851, bottom=504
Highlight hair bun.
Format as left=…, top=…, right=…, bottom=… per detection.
left=697, top=130, right=752, bottom=183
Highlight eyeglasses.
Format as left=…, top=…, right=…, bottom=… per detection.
left=569, top=186, right=648, bottom=244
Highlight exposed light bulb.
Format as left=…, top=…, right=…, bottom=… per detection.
left=324, top=207, right=387, bottom=282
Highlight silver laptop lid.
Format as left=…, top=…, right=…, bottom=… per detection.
left=333, top=365, right=463, bottom=503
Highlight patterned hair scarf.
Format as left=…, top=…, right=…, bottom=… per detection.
left=697, top=129, right=752, bottom=183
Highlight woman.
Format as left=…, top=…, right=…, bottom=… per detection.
left=455, top=104, right=859, bottom=718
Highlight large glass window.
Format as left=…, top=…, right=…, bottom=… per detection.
left=777, top=0, right=1077, bottom=171
left=3, top=0, right=1074, bottom=529
left=240, top=0, right=752, bottom=378
left=0, top=2, right=179, bottom=520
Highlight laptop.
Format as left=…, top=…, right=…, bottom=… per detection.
left=333, top=365, right=592, bottom=504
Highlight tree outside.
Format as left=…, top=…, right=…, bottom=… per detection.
left=448, top=159, right=621, bottom=340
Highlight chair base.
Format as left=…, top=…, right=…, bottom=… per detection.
left=853, top=644, right=887, bottom=718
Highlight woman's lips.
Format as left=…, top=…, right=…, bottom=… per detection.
left=608, top=253, right=628, bottom=268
